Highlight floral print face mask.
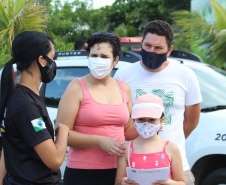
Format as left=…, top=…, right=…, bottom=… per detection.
left=134, top=121, right=161, bottom=139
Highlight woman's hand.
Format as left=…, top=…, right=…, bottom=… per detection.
left=119, top=177, right=139, bottom=185
left=55, top=123, right=69, bottom=136
left=98, top=136, right=126, bottom=157
left=152, top=179, right=185, bottom=185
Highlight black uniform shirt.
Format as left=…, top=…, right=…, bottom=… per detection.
left=1, top=84, right=61, bottom=184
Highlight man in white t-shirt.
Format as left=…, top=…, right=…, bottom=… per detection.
left=114, top=20, right=202, bottom=185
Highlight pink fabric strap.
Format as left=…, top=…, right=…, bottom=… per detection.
left=128, top=141, right=132, bottom=168
left=163, top=141, right=170, bottom=152
left=76, top=78, right=90, bottom=100
left=116, top=79, right=128, bottom=103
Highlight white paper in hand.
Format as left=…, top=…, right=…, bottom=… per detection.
left=126, top=167, right=170, bottom=185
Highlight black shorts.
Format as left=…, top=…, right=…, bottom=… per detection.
left=63, top=167, right=116, bottom=185
left=3, top=173, right=59, bottom=185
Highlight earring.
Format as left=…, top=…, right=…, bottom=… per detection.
left=42, top=65, right=44, bottom=67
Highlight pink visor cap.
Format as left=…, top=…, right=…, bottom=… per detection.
left=132, top=94, right=164, bottom=119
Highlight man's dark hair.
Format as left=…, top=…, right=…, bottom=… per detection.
left=74, top=39, right=86, bottom=50
left=143, top=20, right=173, bottom=49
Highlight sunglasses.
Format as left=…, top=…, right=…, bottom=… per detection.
left=92, top=32, right=117, bottom=38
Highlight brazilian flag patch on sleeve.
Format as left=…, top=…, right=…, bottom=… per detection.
left=31, top=117, right=46, bottom=132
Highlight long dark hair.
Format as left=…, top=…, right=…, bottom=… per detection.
left=0, top=31, right=52, bottom=123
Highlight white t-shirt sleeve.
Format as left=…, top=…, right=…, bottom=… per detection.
left=114, top=67, right=125, bottom=81
left=185, top=68, right=202, bottom=106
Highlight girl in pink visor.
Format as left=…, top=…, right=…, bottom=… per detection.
left=115, top=94, right=185, bottom=185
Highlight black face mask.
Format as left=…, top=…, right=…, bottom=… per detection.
left=140, top=48, right=168, bottom=70
left=38, top=56, right=56, bottom=83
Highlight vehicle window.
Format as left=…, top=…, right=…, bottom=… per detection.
left=190, top=65, right=226, bottom=109
left=44, top=67, right=117, bottom=107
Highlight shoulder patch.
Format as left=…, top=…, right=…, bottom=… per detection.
left=31, top=117, right=46, bottom=132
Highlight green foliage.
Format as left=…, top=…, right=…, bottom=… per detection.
left=52, top=34, right=74, bottom=51
left=45, top=0, right=190, bottom=50
left=210, top=0, right=226, bottom=30
left=172, top=0, right=226, bottom=69
left=0, top=0, right=48, bottom=48
left=113, top=23, right=139, bottom=37
left=47, top=0, right=108, bottom=47
left=102, top=0, right=190, bottom=51
left=0, top=44, right=11, bottom=69
left=105, top=0, right=190, bottom=37
left=172, top=23, right=190, bottom=51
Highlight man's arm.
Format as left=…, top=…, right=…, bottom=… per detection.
left=183, top=103, right=201, bottom=139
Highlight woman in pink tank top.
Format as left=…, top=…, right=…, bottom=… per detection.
left=56, top=33, right=139, bottom=185
left=115, top=94, right=185, bottom=185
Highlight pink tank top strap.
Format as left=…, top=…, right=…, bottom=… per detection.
left=116, top=79, right=128, bottom=103
left=76, top=78, right=91, bottom=99
left=127, top=141, right=133, bottom=168
left=163, top=141, right=170, bottom=152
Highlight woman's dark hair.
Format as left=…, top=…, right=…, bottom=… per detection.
left=0, top=31, right=52, bottom=123
left=85, top=32, right=121, bottom=59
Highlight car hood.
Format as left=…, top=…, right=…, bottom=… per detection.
left=187, top=109, right=226, bottom=140
left=47, top=107, right=58, bottom=128
left=186, top=109, right=226, bottom=167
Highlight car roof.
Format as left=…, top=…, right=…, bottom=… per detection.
left=55, top=54, right=208, bottom=69
left=54, top=49, right=209, bottom=69
left=55, top=56, right=132, bottom=69
left=54, top=50, right=142, bottom=63
left=169, top=57, right=209, bottom=68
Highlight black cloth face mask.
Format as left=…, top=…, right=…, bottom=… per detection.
left=38, top=56, right=56, bottom=83
left=140, top=48, right=168, bottom=70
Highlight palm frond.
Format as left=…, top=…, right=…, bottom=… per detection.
left=0, top=0, right=48, bottom=48
left=7, top=0, right=14, bottom=20
left=213, top=30, right=226, bottom=62
left=171, top=2, right=226, bottom=69
left=0, top=28, right=10, bottom=46
left=172, top=10, right=216, bottom=46
left=210, top=0, right=226, bottom=30
left=14, top=0, right=27, bottom=15
left=0, top=1, right=9, bottom=23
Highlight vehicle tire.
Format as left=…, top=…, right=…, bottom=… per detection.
left=201, top=168, right=226, bottom=185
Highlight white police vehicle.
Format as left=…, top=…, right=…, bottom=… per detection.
left=1, top=50, right=226, bottom=185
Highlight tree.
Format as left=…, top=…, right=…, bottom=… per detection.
left=104, top=0, right=190, bottom=37
left=42, top=0, right=191, bottom=52
left=0, top=0, right=48, bottom=48
left=0, top=0, right=49, bottom=68
left=172, top=0, right=226, bottom=69
left=47, top=0, right=108, bottom=47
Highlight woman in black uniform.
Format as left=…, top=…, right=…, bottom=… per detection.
left=0, top=31, right=69, bottom=185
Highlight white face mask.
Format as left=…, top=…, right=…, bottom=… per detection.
left=134, top=121, right=161, bottom=139
left=88, top=57, right=112, bottom=79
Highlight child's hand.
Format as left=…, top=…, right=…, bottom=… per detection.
left=120, top=177, right=140, bottom=185
left=152, top=179, right=185, bottom=185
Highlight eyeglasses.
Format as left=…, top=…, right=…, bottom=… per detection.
left=92, top=32, right=117, bottom=38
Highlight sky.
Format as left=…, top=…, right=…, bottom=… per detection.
left=63, top=0, right=116, bottom=9
left=93, top=0, right=115, bottom=9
